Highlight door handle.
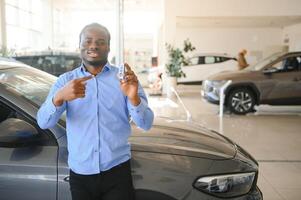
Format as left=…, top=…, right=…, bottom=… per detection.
left=64, top=176, right=70, bottom=182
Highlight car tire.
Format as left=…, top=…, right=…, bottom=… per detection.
left=227, top=88, right=256, bottom=115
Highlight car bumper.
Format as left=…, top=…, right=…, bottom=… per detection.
left=201, top=81, right=223, bottom=104
left=201, top=89, right=220, bottom=105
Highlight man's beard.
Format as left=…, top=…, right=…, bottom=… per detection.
left=84, top=58, right=107, bottom=68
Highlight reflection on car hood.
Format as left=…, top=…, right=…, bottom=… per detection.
left=130, top=118, right=236, bottom=160
left=207, top=69, right=254, bottom=81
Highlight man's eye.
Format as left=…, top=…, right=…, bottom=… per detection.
left=97, top=41, right=106, bottom=46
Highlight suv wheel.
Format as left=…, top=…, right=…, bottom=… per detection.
left=227, top=88, right=255, bottom=114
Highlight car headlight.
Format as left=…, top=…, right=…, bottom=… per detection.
left=193, top=172, right=255, bottom=198
left=211, top=80, right=227, bottom=87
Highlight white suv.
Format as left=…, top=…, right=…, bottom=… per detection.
left=178, top=53, right=237, bottom=84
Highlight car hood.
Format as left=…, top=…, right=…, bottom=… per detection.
left=207, top=69, right=256, bottom=81
left=130, top=118, right=236, bottom=160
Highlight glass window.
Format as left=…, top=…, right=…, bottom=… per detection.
left=268, top=56, right=300, bottom=72
left=283, top=56, right=300, bottom=72
left=221, top=57, right=231, bottom=62
left=198, top=56, right=205, bottom=64
left=0, top=65, right=66, bottom=125
left=0, top=67, right=56, bottom=107
left=5, top=0, right=43, bottom=50
left=205, top=56, right=215, bottom=64
left=0, top=102, right=57, bottom=147
left=253, top=52, right=283, bottom=71
left=189, top=57, right=199, bottom=65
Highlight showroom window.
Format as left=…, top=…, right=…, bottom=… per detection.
left=5, top=0, right=43, bottom=50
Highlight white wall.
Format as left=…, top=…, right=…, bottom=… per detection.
left=160, top=0, right=301, bottom=66
left=283, top=23, right=301, bottom=51
left=175, top=27, right=283, bottom=64
left=169, top=0, right=301, bottom=17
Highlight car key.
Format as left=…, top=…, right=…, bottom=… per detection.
left=118, top=63, right=125, bottom=80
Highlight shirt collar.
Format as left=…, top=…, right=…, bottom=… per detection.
left=80, top=62, right=111, bottom=75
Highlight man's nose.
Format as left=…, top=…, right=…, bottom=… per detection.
left=89, top=42, right=99, bottom=49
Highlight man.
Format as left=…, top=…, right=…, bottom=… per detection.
left=37, top=23, right=154, bottom=200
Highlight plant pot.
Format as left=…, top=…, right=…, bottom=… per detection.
left=166, top=76, right=177, bottom=98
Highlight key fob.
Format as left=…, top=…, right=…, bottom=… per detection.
left=118, top=64, right=125, bottom=80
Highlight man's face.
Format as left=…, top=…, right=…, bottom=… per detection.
left=80, top=27, right=110, bottom=67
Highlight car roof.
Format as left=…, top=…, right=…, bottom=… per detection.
left=283, top=51, right=301, bottom=56
left=192, top=53, right=235, bottom=58
left=13, top=50, right=80, bottom=57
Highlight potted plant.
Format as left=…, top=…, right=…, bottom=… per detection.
left=0, top=47, right=14, bottom=57
left=165, top=39, right=195, bottom=97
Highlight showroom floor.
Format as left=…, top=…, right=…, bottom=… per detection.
left=147, top=85, right=301, bottom=200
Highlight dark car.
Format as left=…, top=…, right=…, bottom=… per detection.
left=13, top=50, right=81, bottom=76
left=0, top=58, right=262, bottom=200
left=202, top=52, right=301, bottom=114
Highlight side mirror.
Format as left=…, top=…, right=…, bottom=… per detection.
left=263, top=67, right=278, bottom=75
left=0, top=118, right=39, bottom=148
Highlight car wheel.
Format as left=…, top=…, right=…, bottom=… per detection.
left=227, top=88, right=256, bottom=114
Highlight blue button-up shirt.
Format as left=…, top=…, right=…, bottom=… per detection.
left=37, top=63, right=154, bottom=175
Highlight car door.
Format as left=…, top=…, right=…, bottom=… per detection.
left=179, top=56, right=203, bottom=83
left=260, top=55, right=301, bottom=104
left=204, top=56, right=237, bottom=78
left=0, top=100, right=58, bottom=200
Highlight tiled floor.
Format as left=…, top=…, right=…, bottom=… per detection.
left=147, top=85, right=301, bottom=200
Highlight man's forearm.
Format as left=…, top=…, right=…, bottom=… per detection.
left=53, top=90, right=64, bottom=106
left=129, top=94, right=141, bottom=106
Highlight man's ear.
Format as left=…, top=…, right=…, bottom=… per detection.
left=79, top=39, right=82, bottom=48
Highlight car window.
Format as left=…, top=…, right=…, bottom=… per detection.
left=253, top=52, right=284, bottom=71
left=0, top=100, right=56, bottom=147
left=189, top=57, right=199, bottom=65
left=204, top=56, right=215, bottom=64
left=269, top=60, right=284, bottom=70
left=14, top=54, right=81, bottom=76
left=221, top=57, right=233, bottom=62
left=186, top=56, right=206, bottom=66
left=268, top=56, right=300, bottom=73
left=0, top=68, right=55, bottom=106
left=0, top=66, right=64, bottom=124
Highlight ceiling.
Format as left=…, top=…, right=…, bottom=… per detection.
left=176, top=16, right=301, bottom=28
left=53, top=0, right=162, bottom=12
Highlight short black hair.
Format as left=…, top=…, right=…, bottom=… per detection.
left=79, top=23, right=111, bottom=45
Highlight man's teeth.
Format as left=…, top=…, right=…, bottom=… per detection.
left=88, top=52, right=97, bottom=56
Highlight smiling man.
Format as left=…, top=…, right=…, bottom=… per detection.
left=37, top=23, right=154, bottom=200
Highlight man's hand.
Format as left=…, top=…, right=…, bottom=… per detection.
left=53, top=76, right=93, bottom=106
left=120, top=63, right=141, bottom=106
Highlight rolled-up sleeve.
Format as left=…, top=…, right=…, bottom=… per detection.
left=37, top=75, right=67, bottom=129
left=127, top=85, right=154, bottom=131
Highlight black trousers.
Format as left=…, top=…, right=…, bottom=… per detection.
left=69, top=160, right=135, bottom=200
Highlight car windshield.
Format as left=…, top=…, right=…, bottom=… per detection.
left=0, top=64, right=189, bottom=122
left=0, top=65, right=56, bottom=105
left=252, top=52, right=284, bottom=71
